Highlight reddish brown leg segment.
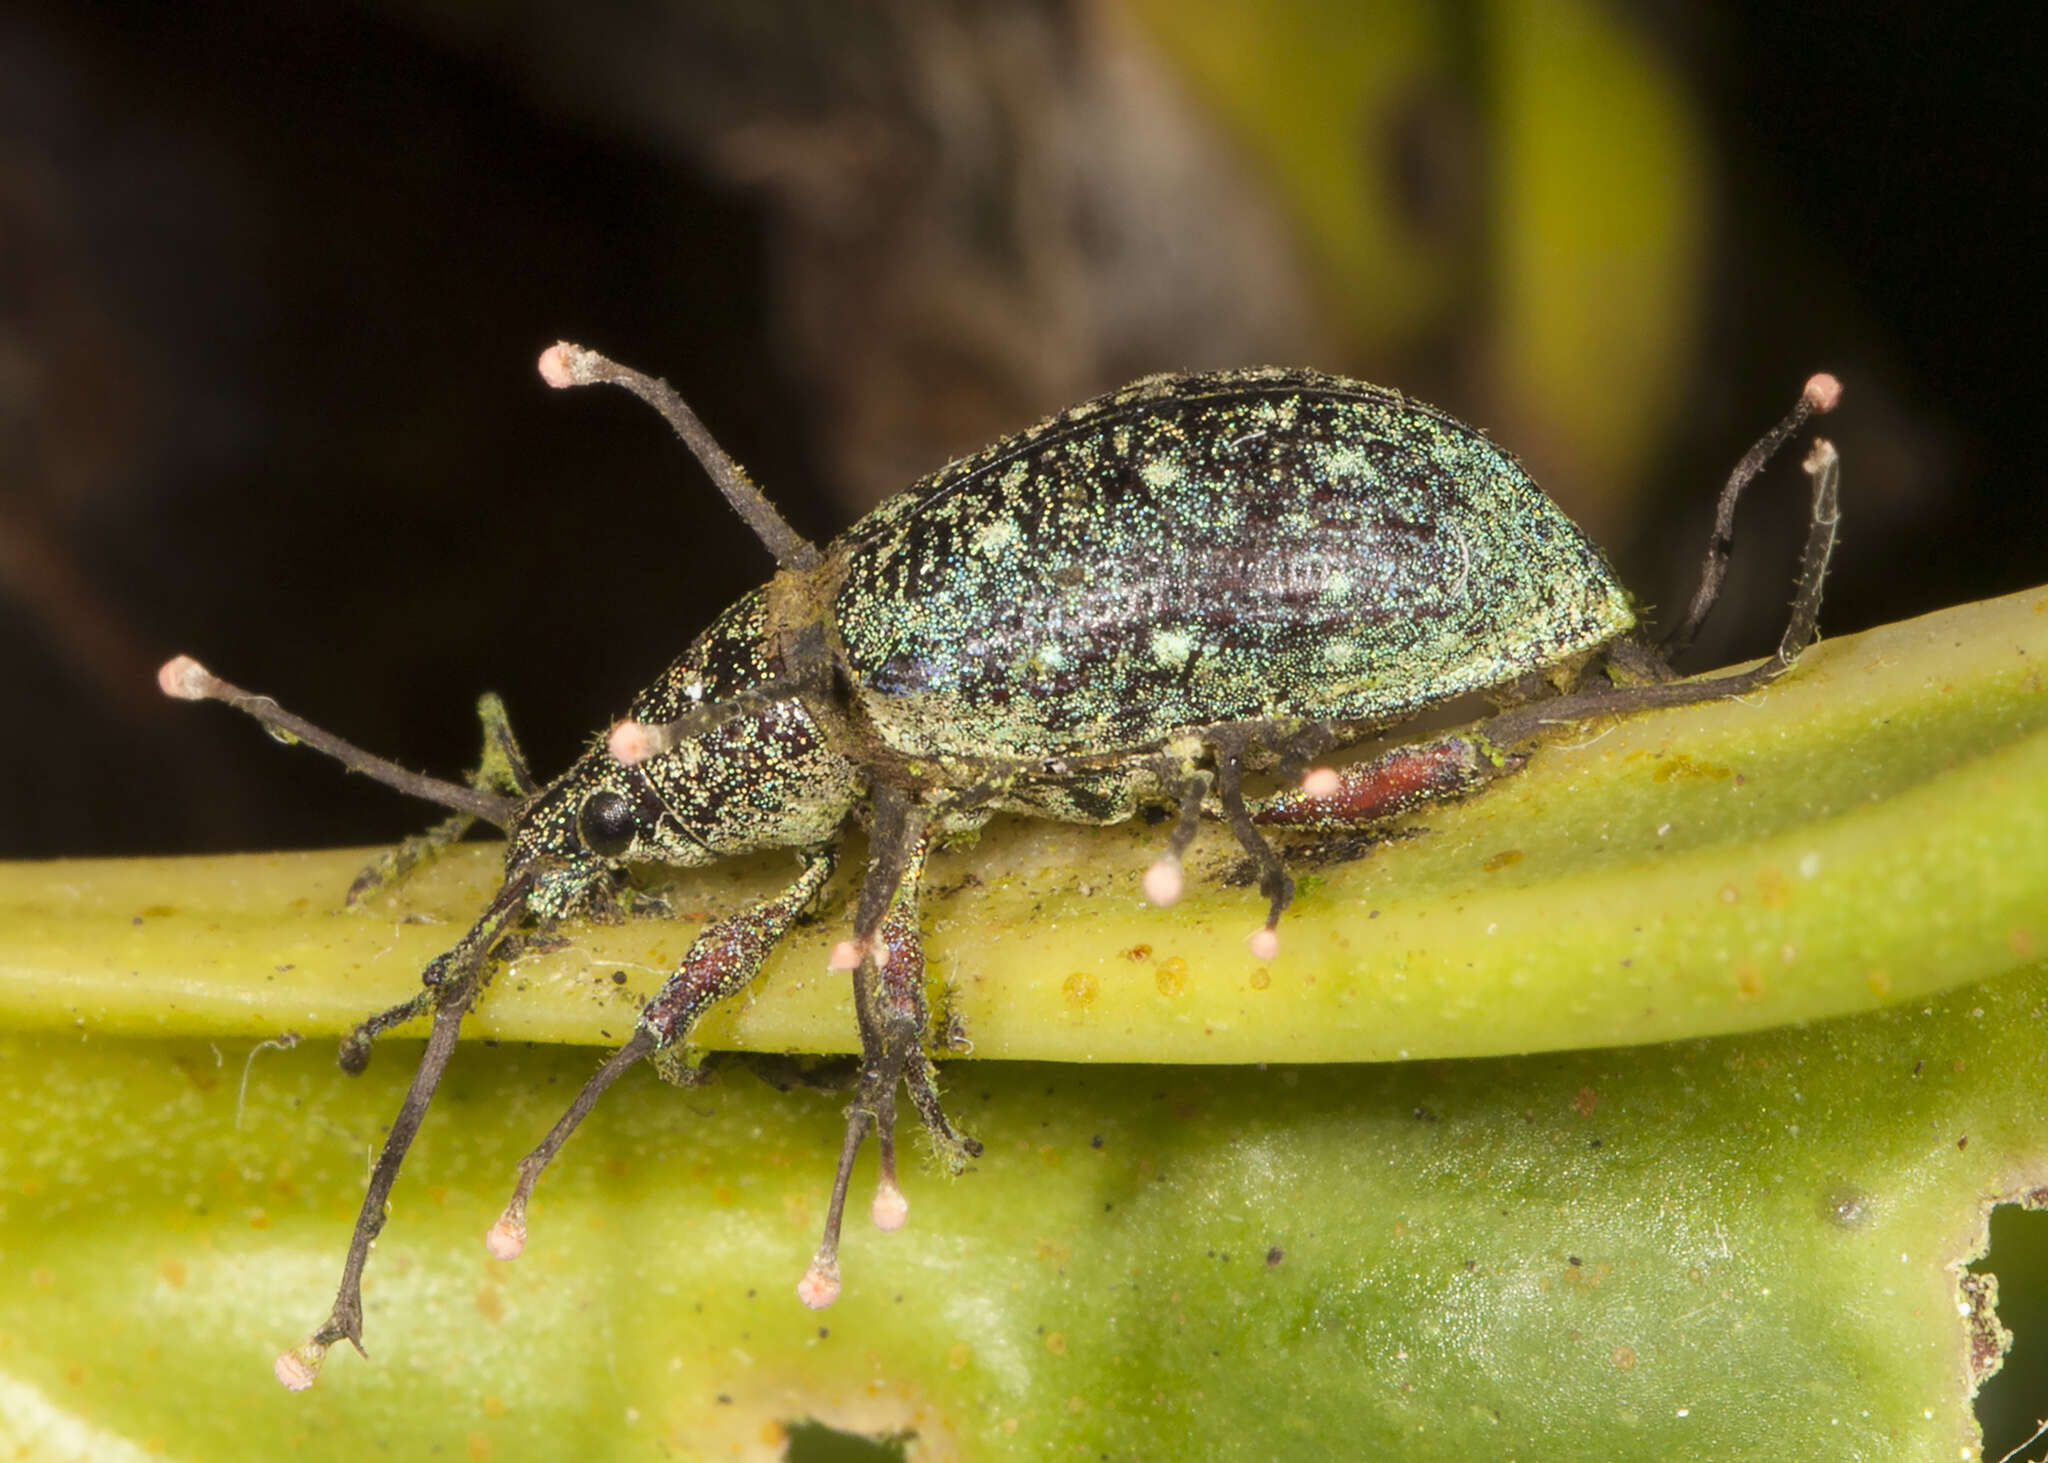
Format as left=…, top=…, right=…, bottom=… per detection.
left=486, top=845, right=839, bottom=1263
left=1253, top=734, right=1516, bottom=833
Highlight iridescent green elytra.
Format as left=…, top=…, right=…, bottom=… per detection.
left=163, top=347, right=1841, bottom=1388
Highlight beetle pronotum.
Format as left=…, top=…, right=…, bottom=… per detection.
left=161, top=346, right=1840, bottom=1389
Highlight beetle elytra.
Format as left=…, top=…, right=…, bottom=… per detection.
left=160, top=345, right=1841, bottom=1389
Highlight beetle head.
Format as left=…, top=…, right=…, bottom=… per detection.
left=500, top=754, right=663, bottom=916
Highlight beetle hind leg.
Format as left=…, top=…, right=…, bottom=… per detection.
left=1211, top=734, right=1295, bottom=958
left=1141, top=768, right=1212, bottom=908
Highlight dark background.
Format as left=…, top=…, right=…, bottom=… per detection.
left=1, top=3, right=2042, bottom=1453
left=2, top=1, right=2039, bottom=861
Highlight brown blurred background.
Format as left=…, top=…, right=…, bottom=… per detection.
left=2, top=2, right=2043, bottom=1447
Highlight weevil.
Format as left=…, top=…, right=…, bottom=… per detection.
left=160, top=344, right=1842, bottom=1389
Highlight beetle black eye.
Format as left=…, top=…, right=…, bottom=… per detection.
left=576, top=789, right=637, bottom=857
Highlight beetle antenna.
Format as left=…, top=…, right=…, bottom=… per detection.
left=158, top=656, right=517, bottom=828
left=1660, top=372, right=1841, bottom=661
left=605, top=672, right=810, bottom=765
left=540, top=342, right=822, bottom=574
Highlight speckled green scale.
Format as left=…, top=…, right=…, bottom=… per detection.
left=827, top=368, right=1634, bottom=764
left=505, top=589, right=859, bottom=889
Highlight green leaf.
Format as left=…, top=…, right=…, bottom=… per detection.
left=7, top=588, right=2045, bottom=1059
left=2, top=587, right=2045, bottom=1459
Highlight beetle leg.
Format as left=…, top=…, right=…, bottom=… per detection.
left=875, top=880, right=980, bottom=1173
left=1141, top=768, right=1212, bottom=907
left=275, top=865, right=539, bottom=1390
left=1481, top=433, right=1845, bottom=741
left=347, top=692, right=538, bottom=906
left=800, top=788, right=979, bottom=1309
left=482, top=845, right=840, bottom=1264
left=1661, top=373, right=1842, bottom=661
left=1211, top=733, right=1294, bottom=955
left=1254, top=734, right=1520, bottom=833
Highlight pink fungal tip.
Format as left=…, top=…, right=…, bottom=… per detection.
left=273, top=1340, right=326, bottom=1392
left=828, top=937, right=888, bottom=972
left=1300, top=766, right=1342, bottom=799
left=607, top=720, right=656, bottom=765
left=157, top=654, right=211, bottom=701
left=871, top=1179, right=909, bottom=1232
left=796, top=1258, right=841, bottom=1310
left=1802, top=372, right=1843, bottom=414
left=1248, top=927, right=1280, bottom=962
left=537, top=342, right=577, bottom=390
left=485, top=1212, right=527, bottom=1261
left=1142, top=858, right=1184, bottom=908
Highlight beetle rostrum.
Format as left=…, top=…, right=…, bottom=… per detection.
left=161, top=344, right=1842, bottom=1390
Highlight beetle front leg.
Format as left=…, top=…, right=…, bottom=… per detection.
left=346, top=693, right=541, bottom=906
left=799, top=789, right=979, bottom=1309
left=274, top=865, right=539, bottom=1390
left=482, top=844, right=840, bottom=1262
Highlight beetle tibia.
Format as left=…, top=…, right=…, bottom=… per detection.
left=491, top=1028, right=656, bottom=1258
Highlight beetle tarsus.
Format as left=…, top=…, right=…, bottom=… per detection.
left=337, top=989, right=433, bottom=1074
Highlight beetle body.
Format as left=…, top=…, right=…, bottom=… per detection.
left=521, top=367, right=1636, bottom=889
left=163, top=346, right=1840, bottom=1388
left=831, top=368, right=1633, bottom=770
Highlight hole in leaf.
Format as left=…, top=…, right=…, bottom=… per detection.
left=782, top=1418, right=913, bottom=1463
left=1971, top=1202, right=2048, bottom=1460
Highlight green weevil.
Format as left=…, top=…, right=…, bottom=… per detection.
left=159, top=344, right=1842, bottom=1389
